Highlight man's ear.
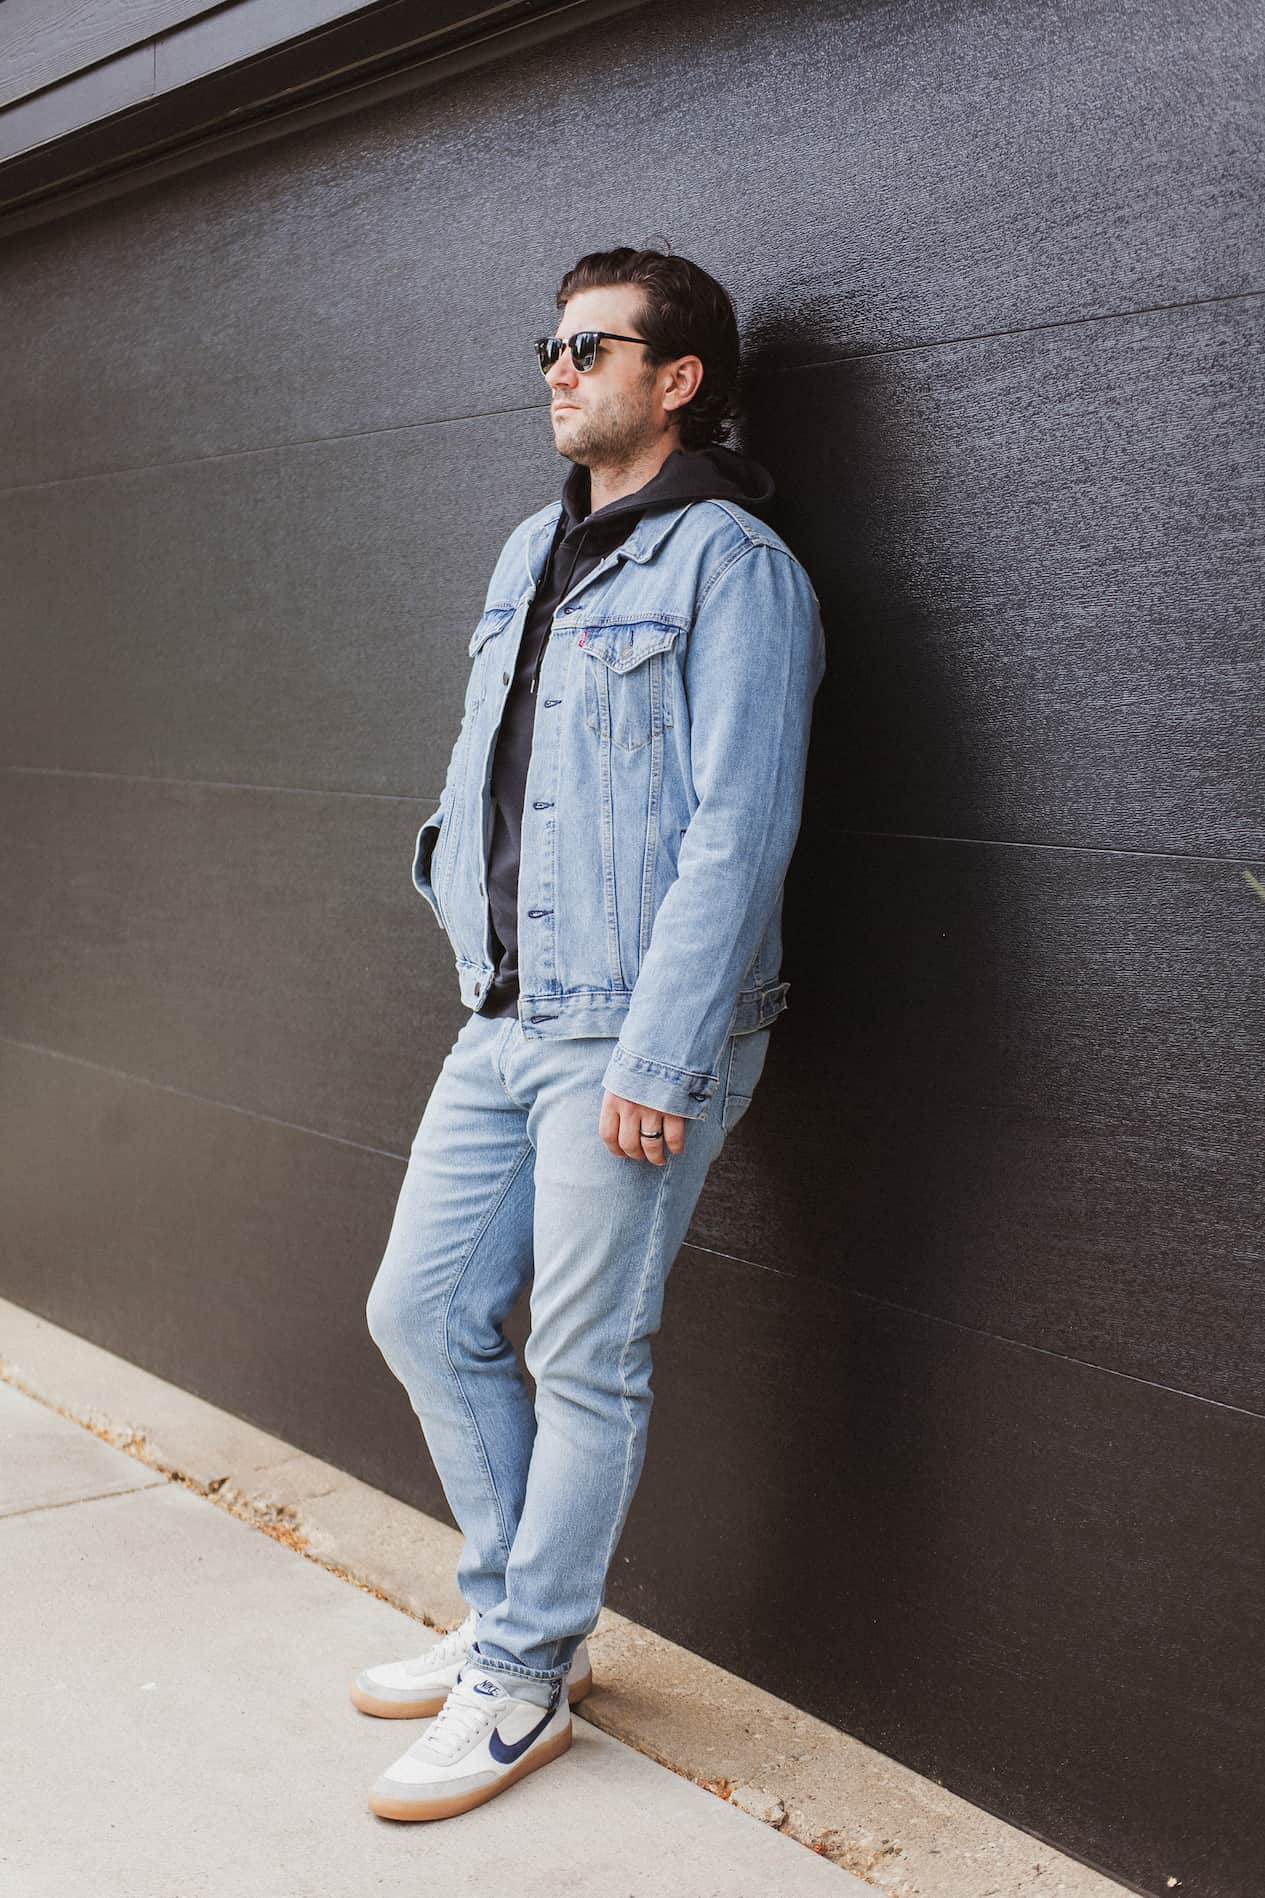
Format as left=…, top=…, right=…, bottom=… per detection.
left=663, top=356, right=704, bottom=413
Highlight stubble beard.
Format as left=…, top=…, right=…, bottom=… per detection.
left=556, top=382, right=660, bottom=481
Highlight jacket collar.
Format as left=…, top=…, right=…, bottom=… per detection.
left=522, top=499, right=696, bottom=595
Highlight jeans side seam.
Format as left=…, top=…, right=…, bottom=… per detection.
left=600, top=1149, right=674, bottom=1584
left=441, top=1137, right=535, bottom=1563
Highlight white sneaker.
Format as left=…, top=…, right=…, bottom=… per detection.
left=368, top=1665, right=571, bottom=1821
left=350, top=1609, right=594, bottom=1719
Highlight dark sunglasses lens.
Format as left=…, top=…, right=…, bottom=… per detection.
left=535, top=333, right=600, bottom=374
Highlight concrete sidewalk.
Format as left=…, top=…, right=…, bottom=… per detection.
left=1, top=1374, right=866, bottom=1898
left=0, top=1302, right=1139, bottom=1898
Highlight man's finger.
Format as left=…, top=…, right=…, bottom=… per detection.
left=598, top=1090, right=624, bottom=1158
left=598, top=1092, right=688, bottom=1164
left=619, top=1098, right=656, bottom=1161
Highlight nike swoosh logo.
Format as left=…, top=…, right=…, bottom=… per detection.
left=487, top=1683, right=561, bottom=1764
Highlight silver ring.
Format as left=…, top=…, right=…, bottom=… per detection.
left=639, top=1127, right=664, bottom=1140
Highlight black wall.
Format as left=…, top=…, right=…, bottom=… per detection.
left=2, top=3, right=1261, bottom=1893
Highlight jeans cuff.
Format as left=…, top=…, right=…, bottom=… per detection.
left=468, top=1638, right=568, bottom=1684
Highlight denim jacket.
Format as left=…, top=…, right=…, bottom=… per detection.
left=411, top=493, right=826, bottom=1120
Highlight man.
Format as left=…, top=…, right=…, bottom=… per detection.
left=357, top=245, right=826, bottom=1821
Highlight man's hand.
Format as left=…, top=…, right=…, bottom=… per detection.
left=599, top=1091, right=687, bottom=1164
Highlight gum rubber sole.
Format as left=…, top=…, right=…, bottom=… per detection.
left=351, top=1665, right=594, bottom=1721
left=368, top=1720, right=573, bottom=1820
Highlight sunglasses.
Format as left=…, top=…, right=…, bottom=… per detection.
left=534, top=330, right=654, bottom=377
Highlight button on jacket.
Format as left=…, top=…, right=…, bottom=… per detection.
left=411, top=490, right=827, bottom=1121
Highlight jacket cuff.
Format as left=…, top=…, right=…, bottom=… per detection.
left=600, top=1042, right=720, bottom=1120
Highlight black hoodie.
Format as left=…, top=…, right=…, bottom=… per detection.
left=475, top=443, right=776, bottom=1021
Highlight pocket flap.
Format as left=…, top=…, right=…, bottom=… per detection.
left=577, top=618, right=683, bottom=673
left=468, top=604, right=516, bottom=655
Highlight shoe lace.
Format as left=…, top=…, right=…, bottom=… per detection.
left=413, top=1675, right=497, bottom=1762
left=405, top=1610, right=477, bottom=1677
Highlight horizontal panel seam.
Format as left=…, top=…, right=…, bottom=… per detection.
left=0, top=285, right=1260, bottom=499
left=760, top=285, right=1265, bottom=376
left=680, top=1240, right=1265, bottom=1424
left=8, top=1034, right=1261, bottom=1424
left=0, top=763, right=445, bottom=805
left=0, top=1033, right=410, bottom=1165
left=2, top=772, right=1260, bottom=865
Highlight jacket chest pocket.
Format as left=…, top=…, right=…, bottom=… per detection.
left=448, top=603, right=514, bottom=783
left=466, top=603, right=516, bottom=711
left=579, top=618, right=683, bottom=754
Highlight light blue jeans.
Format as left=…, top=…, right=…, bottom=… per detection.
left=365, top=1008, right=771, bottom=1693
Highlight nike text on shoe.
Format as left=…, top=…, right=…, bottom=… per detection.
left=368, top=1666, right=571, bottom=1821
left=351, top=1610, right=593, bottom=1719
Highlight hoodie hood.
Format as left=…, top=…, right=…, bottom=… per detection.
left=560, top=442, right=776, bottom=534
left=542, top=442, right=777, bottom=620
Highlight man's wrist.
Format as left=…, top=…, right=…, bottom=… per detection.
left=601, top=1042, right=719, bottom=1121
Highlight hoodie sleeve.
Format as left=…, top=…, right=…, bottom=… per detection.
left=599, top=539, right=826, bottom=1120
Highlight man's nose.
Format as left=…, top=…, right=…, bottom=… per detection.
left=547, top=352, right=578, bottom=393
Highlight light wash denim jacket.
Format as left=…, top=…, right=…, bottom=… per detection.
left=411, top=493, right=826, bottom=1119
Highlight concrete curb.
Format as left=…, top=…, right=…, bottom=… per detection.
left=0, top=1297, right=1136, bottom=1898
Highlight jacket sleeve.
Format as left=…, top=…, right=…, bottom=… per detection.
left=599, top=540, right=826, bottom=1119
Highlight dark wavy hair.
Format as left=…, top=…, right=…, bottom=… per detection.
left=555, top=244, right=742, bottom=451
